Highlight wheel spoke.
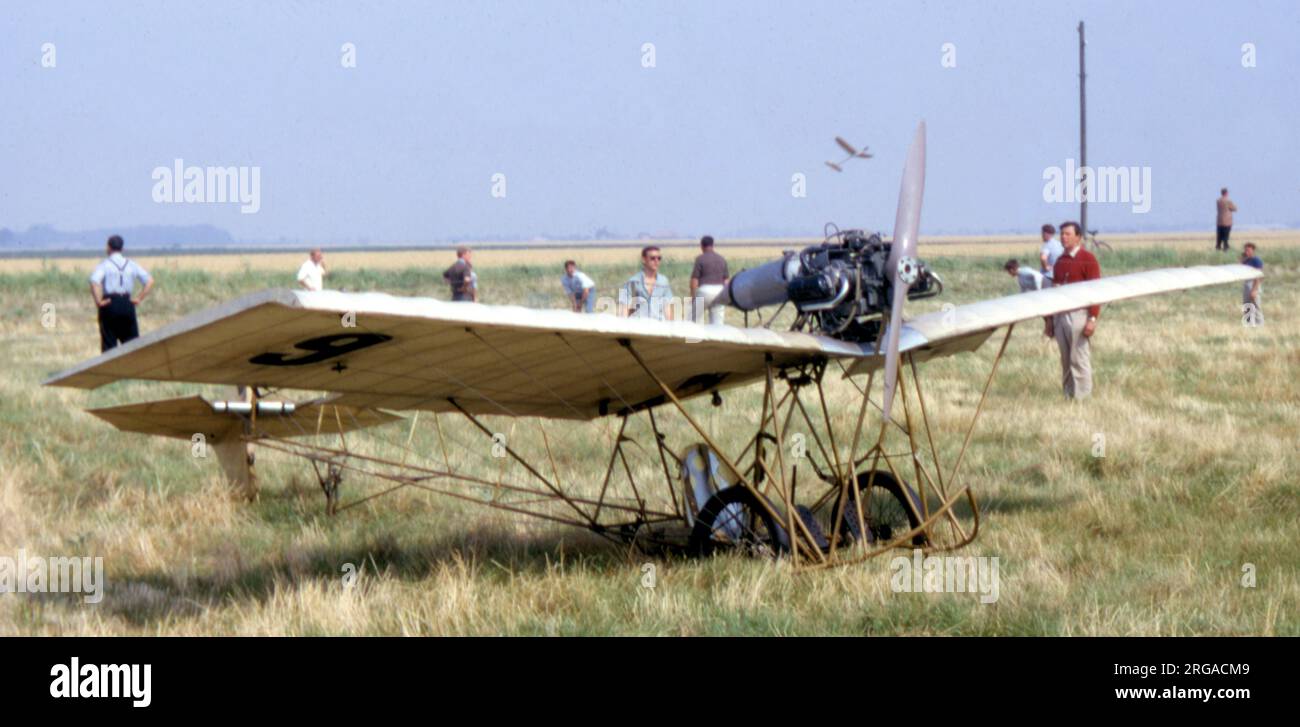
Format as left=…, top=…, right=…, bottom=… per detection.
left=841, top=469, right=927, bottom=547
left=690, top=486, right=787, bottom=559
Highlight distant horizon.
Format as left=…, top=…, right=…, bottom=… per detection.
left=2, top=221, right=1296, bottom=258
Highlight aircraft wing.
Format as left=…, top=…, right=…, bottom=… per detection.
left=847, top=264, right=1262, bottom=375
left=45, top=289, right=871, bottom=420
left=87, top=395, right=401, bottom=441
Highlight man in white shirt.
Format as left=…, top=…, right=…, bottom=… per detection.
left=560, top=260, right=596, bottom=312
left=1038, top=224, right=1064, bottom=287
left=1004, top=259, right=1044, bottom=293
left=297, top=248, right=327, bottom=291
left=89, top=235, right=154, bottom=351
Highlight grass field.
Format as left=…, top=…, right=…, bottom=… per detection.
left=1, top=234, right=1296, bottom=635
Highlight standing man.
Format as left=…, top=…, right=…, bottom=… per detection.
left=89, top=235, right=154, bottom=352
left=620, top=246, right=673, bottom=320
left=689, top=235, right=729, bottom=324
left=296, top=248, right=327, bottom=291
left=1038, top=223, right=1063, bottom=286
left=1046, top=222, right=1102, bottom=399
left=1004, top=259, right=1044, bottom=293
left=560, top=260, right=596, bottom=312
left=1216, top=188, right=1238, bottom=251
left=1241, top=242, right=1263, bottom=323
left=443, top=246, right=477, bottom=302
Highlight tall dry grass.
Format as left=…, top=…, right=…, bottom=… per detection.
left=1, top=236, right=1296, bottom=635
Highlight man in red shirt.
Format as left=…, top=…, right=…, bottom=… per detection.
left=1045, top=221, right=1102, bottom=399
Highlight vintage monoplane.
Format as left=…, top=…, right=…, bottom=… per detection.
left=46, top=123, right=1261, bottom=568
left=825, top=136, right=873, bottom=172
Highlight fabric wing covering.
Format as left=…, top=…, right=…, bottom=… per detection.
left=45, top=289, right=871, bottom=420
left=87, top=395, right=401, bottom=441
left=45, top=264, right=1259, bottom=421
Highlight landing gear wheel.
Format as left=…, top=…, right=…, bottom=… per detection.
left=839, top=470, right=927, bottom=547
left=795, top=505, right=829, bottom=551
left=689, top=485, right=790, bottom=559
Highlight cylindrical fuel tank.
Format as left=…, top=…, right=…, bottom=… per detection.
left=718, top=252, right=802, bottom=311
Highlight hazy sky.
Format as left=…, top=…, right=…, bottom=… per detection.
left=3, top=0, right=1297, bottom=242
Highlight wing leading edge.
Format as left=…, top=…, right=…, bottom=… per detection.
left=45, top=289, right=872, bottom=420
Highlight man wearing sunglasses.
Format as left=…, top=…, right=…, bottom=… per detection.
left=619, top=246, right=674, bottom=320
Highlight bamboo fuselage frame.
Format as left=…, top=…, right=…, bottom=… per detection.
left=242, top=326, right=1015, bottom=569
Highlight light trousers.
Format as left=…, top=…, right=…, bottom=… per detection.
left=1053, top=309, right=1093, bottom=399
left=693, top=284, right=726, bottom=325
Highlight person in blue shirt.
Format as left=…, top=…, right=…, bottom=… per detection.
left=560, top=260, right=596, bottom=312
left=1004, top=259, right=1044, bottom=293
left=619, top=246, right=674, bottom=320
left=1038, top=223, right=1064, bottom=286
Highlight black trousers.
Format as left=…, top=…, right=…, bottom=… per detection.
left=98, top=294, right=139, bottom=352
left=1216, top=225, right=1232, bottom=250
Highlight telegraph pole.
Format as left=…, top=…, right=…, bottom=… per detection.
left=1078, top=20, right=1088, bottom=233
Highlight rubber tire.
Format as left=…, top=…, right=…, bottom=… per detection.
left=796, top=505, right=829, bottom=551
left=689, top=485, right=791, bottom=559
left=839, top=470, right=928, bottom=547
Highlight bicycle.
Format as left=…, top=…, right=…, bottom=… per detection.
left=1085, top=228, right=1114, bottom=254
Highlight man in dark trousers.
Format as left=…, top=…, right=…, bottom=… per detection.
left=89, top=235, right=154, bottom=352
left=443, top=246, right=477, bottom=302
left=1045, top=221, right=1102, bottom=399
left=1216, top=188, right=1238, bottom=251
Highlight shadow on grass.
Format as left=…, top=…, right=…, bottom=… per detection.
left=99, top=524, right=654, bottom=628
left=957, top=491, right=1080, bottom=518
